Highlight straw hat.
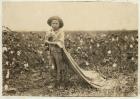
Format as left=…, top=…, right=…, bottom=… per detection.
left=47, top=16, right=64, bottom=28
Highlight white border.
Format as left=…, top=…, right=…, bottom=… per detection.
left=0, top=0, right=139, bottom=99
left=1, top=0, right=138, bottom=3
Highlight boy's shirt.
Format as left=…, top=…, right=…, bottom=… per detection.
left=45, top=29, right=65, bottom=48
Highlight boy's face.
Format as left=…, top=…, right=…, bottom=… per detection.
left=51, top=20, right=60, bottom=30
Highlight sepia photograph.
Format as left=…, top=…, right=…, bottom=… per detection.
left=2, top=1, right=138, bottom=97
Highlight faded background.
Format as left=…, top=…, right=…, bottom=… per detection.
left=1, top=0, right=139, bottom=97
left=2, top=2, right=138, bottom=31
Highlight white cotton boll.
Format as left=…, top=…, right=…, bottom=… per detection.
left=24, top=63, right=29, bottom=68
left=4, top=84, right=9, bottom=91
left=77, top=47, right=81, bottom=50
left=131, top=36, right=135, bottom=41
left=12, top=61, right=14, bottom=65
left=6, top=69, right=10, bottom=79
left=103, top=58, right=109, bottom=62
left=112, top=63, right=117, bottom=67
left=130, top=44, right=133, bottom=48
left=90, top=46, right=92, bottom=49
left=101, top=34, right=106, bottom=37
left=26, top=63, right=29, bottom=67
left=41, top=44, right=44, bottom=47
left=17, top=44, right=20, bottom=47
left=17, top=51, right=21, bottom=56
left=52, top=64, right=55, bottom=69
left=116, top=37, right=119, bottom=41
left=125, top=36, right=128, bottom=39
left=85, top=61, right=89, bottom=66
left=90, top=39, right=93, bottom=43
left=131, top=57, right=134, bottom=61
left=40, top=51, right=43, bottom=54
left=28, top=44, right=30, bottom=47
left=42, top=58, right=44, bottom=61
left=10, top=51, right=13, bottom=54
left=13, top=58, right=16, bottom=61
left=107, top=50, right=111, bottom=54
left=6, top=61, right=9, bottom=65
left=112, top=38, right=115, bottom=41
left=97, top=43, right=100, bottom=47
left=3, top=47, right=8, bottom=52
left=22, top=34, right=25, bottom=37
left=38, top=50, right=43, bottom=55
left=45, top=65, right=48, bottom=69
left=85, top=53, right=88, bottom=57
left=8, top=47, right=11, bottom=50
left=80, top=39, right=83, bottom=45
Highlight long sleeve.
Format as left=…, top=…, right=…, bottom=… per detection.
left=55, top=31, right=65, bottom=48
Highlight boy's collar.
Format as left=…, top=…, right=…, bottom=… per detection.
left=50, top=28, right=61, bottom=33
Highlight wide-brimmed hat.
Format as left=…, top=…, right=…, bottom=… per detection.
left=47, top=16, right=64, bottom=28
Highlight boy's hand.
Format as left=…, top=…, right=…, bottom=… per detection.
left=46, top=40, right=50, bottom=44
left=45, top=40, right=50, bottom=46
left=46, top=40, right=57, bottom=45
left=45, top=40, right=59, bottom=46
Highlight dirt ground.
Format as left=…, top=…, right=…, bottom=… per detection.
left=3, top=69, right=137, bottom=96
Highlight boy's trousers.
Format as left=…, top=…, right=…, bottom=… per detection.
left=50, top=45, right=68, bottom=86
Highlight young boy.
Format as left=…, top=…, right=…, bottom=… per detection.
left=45, top=16, right=67, bottom=89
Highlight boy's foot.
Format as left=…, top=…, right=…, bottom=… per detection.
left=57, top=85, right=64, bottom=90
left=47, top=85, right=54, bottom=89
left=54, top=83, right=64, bottom=90
left=59, top=86, right=64, bottom=90
left=47, top=83, right=55, bottom=89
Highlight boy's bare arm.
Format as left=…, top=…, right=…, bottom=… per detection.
left=46, top=40, right=57, bottom=45
left=44, top=32, right=55, bottom=45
